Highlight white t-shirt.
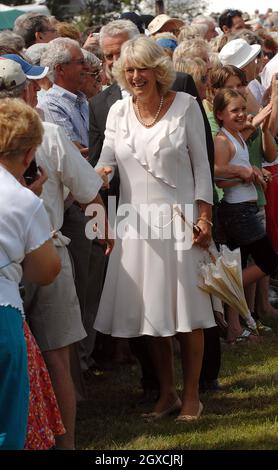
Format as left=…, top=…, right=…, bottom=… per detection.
left=36, top=122, right=103, bottom=246
left=0, top=165, right=51, bottom=315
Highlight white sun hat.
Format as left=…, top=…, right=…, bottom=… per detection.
left=219, top=38, right=261, bottom=69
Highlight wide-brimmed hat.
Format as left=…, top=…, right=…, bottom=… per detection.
left=219, top=38, right=261, bottom=69
left=0, top=58, right=26, bottom=90
left=1, top=53, right=48, bottom=79
left=147, top=14, right=184, bottom=35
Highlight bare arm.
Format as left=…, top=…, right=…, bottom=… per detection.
left=80, top=192, right=114, bottom=256
left=214, top=134, right=255, bottom=186
left=23, top=239, right=61, bottom=286
left=269, top=75, right=278, bottom=138
left=261, top=114, right=277, bottom=163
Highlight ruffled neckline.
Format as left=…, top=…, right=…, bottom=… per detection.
left=114, top=92, right=195, bottom=188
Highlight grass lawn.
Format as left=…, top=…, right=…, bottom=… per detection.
left=76, top=322, right=278, bottom=450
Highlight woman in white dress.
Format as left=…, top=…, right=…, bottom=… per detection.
left=94, top=36, right=216, bottom=421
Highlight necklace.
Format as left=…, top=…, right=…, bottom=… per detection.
left=135, top=95, right=164, bottom=128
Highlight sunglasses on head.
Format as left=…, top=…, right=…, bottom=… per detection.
left=226, top=9, right=239, bottom=18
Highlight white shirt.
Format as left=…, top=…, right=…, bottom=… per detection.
left=0, top=165, right=51, bottom=315
left=260, top=53, right=278, bottom=89
left=36, top=122, right=103, bottom=246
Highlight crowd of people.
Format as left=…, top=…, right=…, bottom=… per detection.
left=0, top=7, right=278, bottom=450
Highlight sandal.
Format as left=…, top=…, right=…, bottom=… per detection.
left=235, top=328, right=260, bottom=343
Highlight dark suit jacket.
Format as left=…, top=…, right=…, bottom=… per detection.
left=89, top=72, right=214, bottom=179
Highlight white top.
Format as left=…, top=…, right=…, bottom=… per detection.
left=36, top=122, right=103, bottom=246
left=248, top=79, right=265, bottom=106
left=260, top=53, right=278, bottom=89
left=221, top=127, right=258, bottom=204
left=94, top=93, right=217, bottom=338
left=0, top=165, right=51, bottom=315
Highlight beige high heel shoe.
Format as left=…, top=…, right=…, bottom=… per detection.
left=175, top=401, right=203, bottom=422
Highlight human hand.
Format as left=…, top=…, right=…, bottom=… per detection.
left=83, top=33, right=99, bottom=49
left=79, top=147, right=89, bottom=159
left=252, top=166, right=267, bottom=190
left=238, top=166, right=256, bottom=183
left=96, top=166, right=113, bottom=189
left=251, top=103, right=272, bottom=129
left=193, top=220, right=212, bottom=249
left=261, top=168, right=272, bottom=185
left=27, top=166, right=48, bottom=196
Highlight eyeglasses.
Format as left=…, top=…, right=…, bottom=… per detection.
left=85, top=70, right=102, bottom=78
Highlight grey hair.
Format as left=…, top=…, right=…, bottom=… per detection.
left=0, top=31, right=25, bottom=52
left=113, top=36, right=176, bottom=96
left=192, top=15, right=215, bottom=28
left=99, top=19, right=139, bottom=49
left=25, top=43, right=49, bottom=65
left=40, top=37, right=81, bottom=80
left=82, top=49, right=101, bottom=68
left=13, top=13, right=50, bottom=48
left=0, top=81, right=27, bottom=99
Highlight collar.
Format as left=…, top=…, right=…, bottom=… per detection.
left=52, top=84, right=87, bottom=104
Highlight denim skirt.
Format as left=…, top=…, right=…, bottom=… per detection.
left=217, top=200, right=266, bottom=248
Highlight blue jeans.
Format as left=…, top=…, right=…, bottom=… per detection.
left=0, top=305, right=29, bottom=450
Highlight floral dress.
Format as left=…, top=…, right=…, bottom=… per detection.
left=24, top=322, right=65, bottom=450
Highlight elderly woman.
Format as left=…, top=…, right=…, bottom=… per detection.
left=94, top=36, right=217, bottom=421
left=0, top=97, right=61, bottom=449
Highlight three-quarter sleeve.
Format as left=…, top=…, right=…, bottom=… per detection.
left=186, top=98, right=213, bottom=204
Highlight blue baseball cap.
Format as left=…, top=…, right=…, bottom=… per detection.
left=156, top=38, right=177, bottom=51
left=1, top=54, right=49, bottom=79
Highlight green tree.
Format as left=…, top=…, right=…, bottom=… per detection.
left=0, top=0, right=33, bottom=4
left=46, top=0, right=71, bottom=19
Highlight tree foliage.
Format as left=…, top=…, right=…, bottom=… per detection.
left=0, top=0, right=33, bottom=4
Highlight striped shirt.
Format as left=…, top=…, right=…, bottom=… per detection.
left=40, top=84, right=89, bottom=147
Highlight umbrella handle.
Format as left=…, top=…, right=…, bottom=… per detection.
left=174, top=206, right=218, bottom=263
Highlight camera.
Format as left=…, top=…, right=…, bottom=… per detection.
left=23, top=160, right=38, bottom=186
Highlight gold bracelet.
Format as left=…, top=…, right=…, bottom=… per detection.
left=197, top=217, right=213, bottom=227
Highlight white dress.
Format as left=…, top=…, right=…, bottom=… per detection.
left=94, top=92, right=217, bottom=337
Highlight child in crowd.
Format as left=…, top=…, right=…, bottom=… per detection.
left=214, top=89, right=277, bottom=343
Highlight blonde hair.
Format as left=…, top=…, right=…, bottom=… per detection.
left=173, top=57, right=207, bottom=97
left=213, top=88, right=246, bottom=127
left=113, top=36, right=176, bottom=96
left=0, top=98, right=43, bottom=160
left=173, top=38, right=210, bottom=62
left=177, top=25, right=202, bottom=44
left=57, top=22, right=81, bottom=41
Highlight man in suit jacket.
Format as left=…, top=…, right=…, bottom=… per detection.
left=89, top=72, right=214, bottom=179
left=88, top=22, right=216, bottom=402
